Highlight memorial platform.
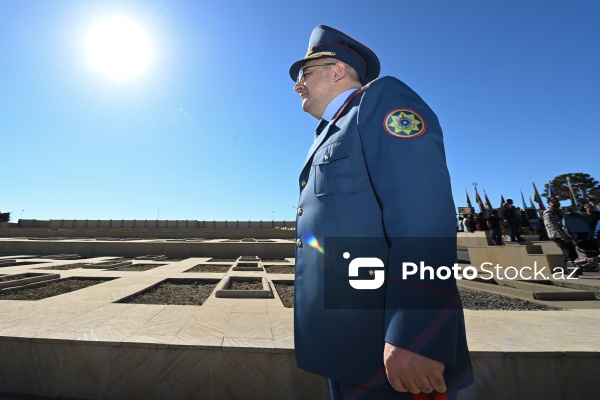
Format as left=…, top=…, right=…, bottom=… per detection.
left=0, top=237, right=599, bottom=399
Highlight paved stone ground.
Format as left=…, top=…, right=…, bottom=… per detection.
left=1, top=247, right=600, bottom=399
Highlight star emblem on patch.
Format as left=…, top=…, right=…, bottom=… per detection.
left=383, top=109, right=427, bottom=139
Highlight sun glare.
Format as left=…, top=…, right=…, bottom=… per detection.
left=87, top=17, right=152, bottom=80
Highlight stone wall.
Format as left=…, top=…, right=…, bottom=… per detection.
left=18, top=219, right=296, bottom=230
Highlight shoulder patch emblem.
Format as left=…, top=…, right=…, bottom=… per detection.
left=383, top=109, right=427, bottom=139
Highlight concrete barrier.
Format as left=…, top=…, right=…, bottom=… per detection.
left=458, top=231, right=492, bottom=247
left=0, top=238, right=296, bottom=258
left=467, top=243, right=565, bottom=274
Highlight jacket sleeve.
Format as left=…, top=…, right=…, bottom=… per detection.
left=357, top=77, right=461, bottom=366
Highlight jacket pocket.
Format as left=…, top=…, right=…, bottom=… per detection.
left=311, top=140, right=353, bottom=196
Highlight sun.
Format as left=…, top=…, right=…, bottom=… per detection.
left=87, top=17, right=152, bottom=80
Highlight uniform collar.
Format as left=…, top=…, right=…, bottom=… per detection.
left=321, top=88, right=358, bottom=121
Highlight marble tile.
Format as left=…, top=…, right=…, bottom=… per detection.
left=38, top=300, right=110, bottom=319
left=222, top=337, right=275, bottom=351
left=203, top=297, right=239, bottom=307
left=267, top=307, right=293, bottom=322
left=24, top=341, right=64, bottom=397
left=134, top=306, right=191, bottom=336
left=548, top=342, right=600, bottom=352
left=121, top=333, right=182, bottom=346
left=174, top=329, right=223, bottom=348
left=177, top=319, right=224, bottom=344
left=157, top=347, right=213, bottom=400
left=60, top=304, right=131, bottom=332
left=462, top=354, right=567, bottom=400
left=75, top=317, right=149, bottom=342
left=266, top=353, right=328, bottom=400
left=57, top=342, right=111, bottom=399
left=114, top=304, right=166, bottom=320
left=107, top=345, right=160, bottom=400
left=231, top=300, right=269, bottom=314
left=270, top=321, right=293, bottom=341
left=0, top=315, right=24, bottom=331
left=273, top=336, right=294, bottom=350
left=191, top=304, right=232, bottom=323
left=224, top=314, right=273, bottom=339
left=0, top=300, right=36, bottom=314
left=464, top=339, right=502, bottom=352
left=212, top=351, right=268, bottom=399
left=552, top=354, right=600, bottom=399
left=0, top=338, right=31, bottom=393
left=0, top=320, right=58, bottom=338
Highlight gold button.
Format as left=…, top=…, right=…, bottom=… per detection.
left=297, top=208, right=303, bottom=216
left=301, top=180, right=307, bottom=188
left=324, top=154, right=329, bottom=161
left=296, top=239, right=303, bottom=248
left=368, top=270, right=375, bottom=277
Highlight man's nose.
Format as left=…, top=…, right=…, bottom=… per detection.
left=294, top=80, right=304, bottom=93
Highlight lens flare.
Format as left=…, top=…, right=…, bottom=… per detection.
left=303, top=232, right=324, bottom=254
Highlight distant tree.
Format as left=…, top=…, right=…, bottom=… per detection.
left=0, top=212, right=10, bottom=223
left=542, top=173, right=600, bottom=201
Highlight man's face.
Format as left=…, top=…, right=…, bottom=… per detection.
left=293, top=59, right=338, bottom=119
left=549, top=200, right=560, bottom=209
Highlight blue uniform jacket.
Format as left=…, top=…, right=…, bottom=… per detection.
left=294, top=76, right=473, bottom=391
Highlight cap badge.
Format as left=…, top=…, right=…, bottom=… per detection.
left=304, top=49, right=336, bottom=58
left=383, top=109, right=427, bottom=139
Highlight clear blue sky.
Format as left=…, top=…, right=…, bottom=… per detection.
left=2, top=0, right=599, bottom=222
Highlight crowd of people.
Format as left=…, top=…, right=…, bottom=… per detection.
left=457, top=198, right=532, bottom=245
left=458, top=197, right=600, bottom=273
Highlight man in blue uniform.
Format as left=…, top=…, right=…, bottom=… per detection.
left=290, top=25, right=473, bottom=399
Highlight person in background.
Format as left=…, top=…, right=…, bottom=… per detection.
left=588, top=198, right=600, bottom=212
left=487, top=210, right=504, bottom=245
left=502, top=199, right=524, bottom=242
left=584, top=203, right=600, bottom=232
left=457, top=216, right=465, bottom=232
left=465, top=214, right=476, bottom=232
left=543, top=197, right=579, bottom=272
left=475, top=212, right=489, bottom=231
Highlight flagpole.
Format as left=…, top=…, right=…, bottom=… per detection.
left=472, top=182, right=483, bottom=213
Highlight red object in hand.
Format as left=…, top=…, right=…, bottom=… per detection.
left=412, top=394, right=447, bottom=400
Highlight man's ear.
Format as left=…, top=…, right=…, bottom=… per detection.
left=333, top=62, right=346, bottom=81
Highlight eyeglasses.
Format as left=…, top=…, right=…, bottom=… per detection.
left=296, top=62, right=337, bottom=83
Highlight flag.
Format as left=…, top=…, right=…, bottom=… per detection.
left=465, top=189, right=473, bottom=208
left=579, top=188, right=588, bottom=202
left=483, top=189, right=493, bottom=210
left=532, top=182, right=546, bottom=210
left=520, top=190, right=527, bottom=209
left=500, top=194, right=506, bottom=207
left=548, top=181, right=555, bottom=198
left=567, top=177, right=579, bottom=212
left=474, top=188, right=484, bottom=211
left=529, top=195, right=537, bottom=210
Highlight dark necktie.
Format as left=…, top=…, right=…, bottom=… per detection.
left=315, top=119, right=328, bottom=139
